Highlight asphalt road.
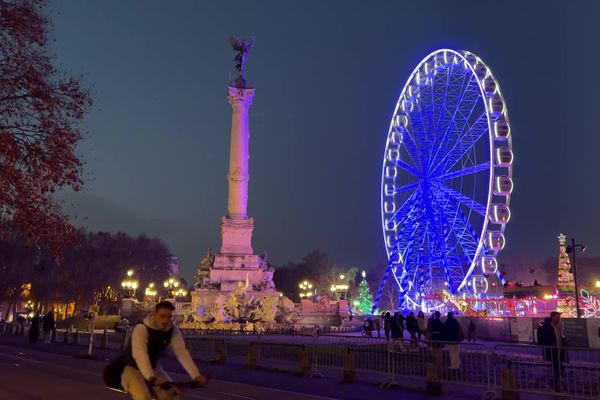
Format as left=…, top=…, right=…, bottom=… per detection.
left=0, top=334, right=574, bottom=400
left=0, top=343, right=337, bottom=400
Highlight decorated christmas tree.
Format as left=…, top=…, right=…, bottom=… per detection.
left=556, top=233, right=577, bottom=317
left=355, top=270, right=374, bottom=314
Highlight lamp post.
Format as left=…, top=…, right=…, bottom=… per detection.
left=163, top=277, right=180, bottom=298
left=121, top=269, right=139, bottom=298
left=566, top=238, right=586, bottom=318
left=329, top=276, right=349, bottom=300
left=299, top=280, right=314, bottom=300
left=144, top=283, right=157, bottom=300
left=174, top=288, right=188, bottom=300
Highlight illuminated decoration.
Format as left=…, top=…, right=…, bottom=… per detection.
left=355, top=270, right=374, bottom=314
left=556, top=233, right=577, bottom=317
left=373, top=49, right=513, bottom=312
left=580, top=289, right=600, bottom=318
left=441, top=289, right=487, bottom=317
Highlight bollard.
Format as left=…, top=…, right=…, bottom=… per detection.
left=120, top=330, right=128, bottom=351
left=425, top=362, right=442, bottom=395
left=101, top=326, right=108, bottom=348
left=343, top=346, right=356, bottom=383
left=88, top=330, right=94, bottom=348
left=298, top=346, right=310, bottom=375
left=501, top=362, right=520, bottom=400
left=215, top=340, right=228, bottom=364
left=63, top=329, right=70, bottom=344
left=247, top=342, right=259, bottom=368
left=73, top=329, right=80, bottom=345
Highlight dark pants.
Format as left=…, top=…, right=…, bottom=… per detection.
left=544, top=348, right=567, bottom=390
left=384, top=328, right=390, bottom=340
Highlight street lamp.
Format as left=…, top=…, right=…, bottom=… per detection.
left=329, top=283, right=349, bottom=300
left=299, top=280, right=314, bottom=299
left=144, top=283, right=157, bottom=299
left=596, top=281, right=600, bottom=289
left=121, top=270, right=139, bottom=298
left=163, top=277, right=180, bottom=298
left=566, top=238, right=586, bottom=318
left=174, top=288, right=188, bottom=299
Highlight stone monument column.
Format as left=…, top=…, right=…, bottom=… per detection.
left=226, top=86, right=254, bottom=219
left=219, top=86, right=255, bottom=255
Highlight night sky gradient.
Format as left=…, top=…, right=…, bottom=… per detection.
left=50, top=0, right=600, bottom=284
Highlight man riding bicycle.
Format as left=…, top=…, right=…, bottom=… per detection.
left=120, top=301, right=209, bottom=400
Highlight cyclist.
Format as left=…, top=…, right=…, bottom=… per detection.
left=121, top=301, right=209, bottom=400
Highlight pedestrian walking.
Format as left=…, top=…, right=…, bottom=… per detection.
left=537, top=312, right=568, bottom=391
left=42, top=311, right=55, bottom=344
left=390, top=311, right=404, bottom=340
left=443, top=312, right=464, bottom=373
left=374, top=317, right=381, bottom=338
left=28, top=312, right=41, bottom=344
left=383, top=312, right=392, bottom=341
left=406, top=312, right=419, bottom=348
left=467, top=319, right=476, bottom=342
left=417, top=311, right=427, bottom=341
left=429, top=311, right=444, bottom=365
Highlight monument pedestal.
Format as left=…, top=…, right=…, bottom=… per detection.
left=219, top=216, right=254, bottom=255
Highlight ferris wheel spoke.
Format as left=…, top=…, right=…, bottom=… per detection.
left=394, top=158, right=421, bottom=177
left=423, top=184, right=459, bottom=292
left=394, top=182, right=418, bottom=195
left=429, top=112, right=488, bottom=178
left=437, top=162, right=490, bottom=181
left=437, top=193, right=481, bottom=270
left=427, top=67, right=469, bottom=171
left=431, top=183, right=487, bottom=216
left=398, top=215, right=422, bottom=295
left=451, top=205, right=483, bottom=291
left=387, top=190, right=418, bottom=223
left=428, top=74, right=480, bottom=172
left=389, top=125, right=424, bottom=179
left=407, top=110, right=432, bottom=167
left=397, top=126, right=423, bottom=171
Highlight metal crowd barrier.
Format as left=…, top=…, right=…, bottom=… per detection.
left=493, top=343, right=600, bottom=399
left=183, top=331, right=600, bottom=399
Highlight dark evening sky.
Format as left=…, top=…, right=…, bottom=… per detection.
left=50, top=0, right=600, bottom=283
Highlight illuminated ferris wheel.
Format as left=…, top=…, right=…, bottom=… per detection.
left=374, top=49, right=513, bottom=311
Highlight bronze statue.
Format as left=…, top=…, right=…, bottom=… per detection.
left=228, top=34, right=255, bottom=87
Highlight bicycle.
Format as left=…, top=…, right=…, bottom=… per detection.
left=106, top=379, right=210, bottom=398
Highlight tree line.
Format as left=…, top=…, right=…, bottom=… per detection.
left=0, top=230, right=174, bottom=320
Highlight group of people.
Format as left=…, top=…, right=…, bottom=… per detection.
left=27, top=311, right=56, bottom=344
left=362, top=310, right=471, bottom=371
left=367, top=311, right=473, bottom=344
